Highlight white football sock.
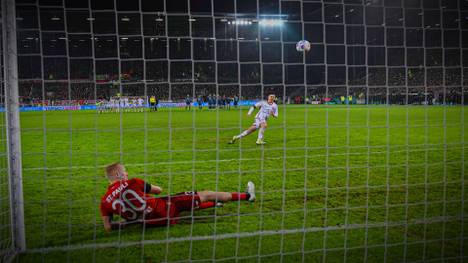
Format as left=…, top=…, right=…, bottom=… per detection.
left=238, top=130, right=249, bottom=138
left=258, top=127, right=265, bottom=140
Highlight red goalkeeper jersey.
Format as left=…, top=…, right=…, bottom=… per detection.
left=100, top=178, right=167, bottom=223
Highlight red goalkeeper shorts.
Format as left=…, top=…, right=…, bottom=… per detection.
left=164, top=191, right=201, bottom=219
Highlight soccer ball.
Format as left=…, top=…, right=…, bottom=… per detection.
left=296, top=40, right=311, bottom=52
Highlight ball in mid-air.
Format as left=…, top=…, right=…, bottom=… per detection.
left=296, top=40, right=311, bottom=52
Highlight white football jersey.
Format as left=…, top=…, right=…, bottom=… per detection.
left=255, top=101, right=278, bottom=120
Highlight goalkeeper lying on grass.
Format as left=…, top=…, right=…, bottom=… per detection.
left=100, top=163, right=256, bottom=231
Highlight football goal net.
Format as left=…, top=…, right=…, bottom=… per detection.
left=1, top=0, right=467, bottom=262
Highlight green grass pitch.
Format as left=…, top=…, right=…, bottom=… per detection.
left=15, top=105, right=468, bottom=262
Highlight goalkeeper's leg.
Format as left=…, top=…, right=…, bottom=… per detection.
left=197, top=201, right=223, bottom=209
left=199, top=182, right=256, bottom=202
left=170, top=182, right=255, bottom=224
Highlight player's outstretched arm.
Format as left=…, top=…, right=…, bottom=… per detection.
left=271, top=110, right=278, bottom=118
left=248, top=102, right=261, bottom=116
left=247, top=106, right=255, bottom=116
left=102, top=215, right=113, bottom=231
left=102, top=215, right=141, bottom=232
left=142, top=180, right=162, bottom=194
left=271, top=105, right=279, bottom=118
left=102, top=215, right=127, bottom=232
left=149, top=184, right=162, bottom=194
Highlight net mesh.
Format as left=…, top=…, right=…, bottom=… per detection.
left=2, top=0, right=467, bottom=262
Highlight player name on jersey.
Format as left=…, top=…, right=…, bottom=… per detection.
left=105, top=181, right=128, bottom=203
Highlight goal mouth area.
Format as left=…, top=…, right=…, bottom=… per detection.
left=1, top=0, right=466, bottom=262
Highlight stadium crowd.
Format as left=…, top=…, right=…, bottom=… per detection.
left=16, top=68, right=465, bottom=108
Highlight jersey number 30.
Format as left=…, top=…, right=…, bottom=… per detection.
left=111, top=189, right=147, bottom=220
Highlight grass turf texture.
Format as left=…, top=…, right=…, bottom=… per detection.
left=16, top=105, right=468, bottom=262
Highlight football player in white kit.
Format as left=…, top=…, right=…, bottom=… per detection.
left=123, top=97, right=129, bottom=112
left=229, top=94, right=278, bottom=145
left=137, top=97, right=144, bottom=112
